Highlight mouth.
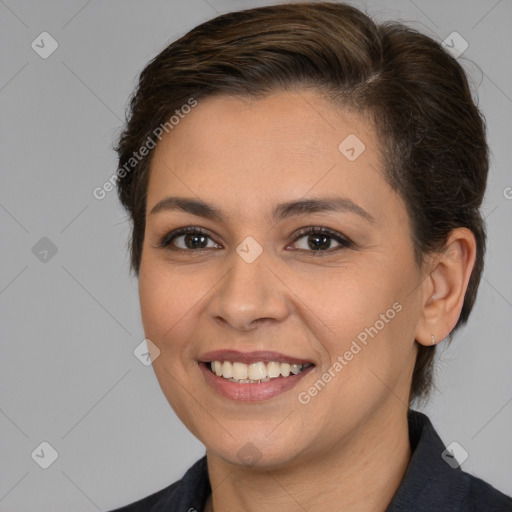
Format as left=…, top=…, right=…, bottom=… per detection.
left=208, top=360, right=313, bottom=383
left=198, top=350, right=315, bottom=401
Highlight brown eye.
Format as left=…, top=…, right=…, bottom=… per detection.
left=159, top=227, right=221, bottom=251
left=290, top=227, right=352, bottom=253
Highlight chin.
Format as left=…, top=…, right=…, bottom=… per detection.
left=201, top=424, right=312, bottom=471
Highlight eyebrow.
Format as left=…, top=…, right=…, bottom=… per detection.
left=149, top=196, right=375, bottom=224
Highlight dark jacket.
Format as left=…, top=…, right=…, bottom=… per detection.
left=110, top=411, right=512, bottom=511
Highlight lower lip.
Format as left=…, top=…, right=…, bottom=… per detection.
left=199, top=362, right=314, bottom=401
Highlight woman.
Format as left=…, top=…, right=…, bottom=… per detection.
left=110, top=2, right=511, bottom=511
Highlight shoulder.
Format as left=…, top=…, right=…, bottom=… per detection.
left=107, top=456, right=210, bottom=512
left=387, top=411, right=512, bottom=512
left=462, top=472, right=512, bottom=512
left=108, top=481, right=181, bottom=512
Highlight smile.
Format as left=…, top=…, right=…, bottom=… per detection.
left=198, top=350, right=316, bottom=401
left=209, top=360, right=312, bottom=383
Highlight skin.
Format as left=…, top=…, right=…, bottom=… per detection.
left=138, top=90, right=476, bottom=512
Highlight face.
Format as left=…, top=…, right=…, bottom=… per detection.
left=139, top=91, right=426, bottom=469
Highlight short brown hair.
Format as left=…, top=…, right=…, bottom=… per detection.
left=115, top=2, right=488, bottom=403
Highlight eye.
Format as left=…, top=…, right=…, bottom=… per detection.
left=157, top=225, right=352, bottom=254
left=158, top=227, right=221, bottom=251
left=289, top=226, right=352, bottom=253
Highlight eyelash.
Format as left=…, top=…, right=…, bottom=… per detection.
left=157, top=226, right=353, bottom=255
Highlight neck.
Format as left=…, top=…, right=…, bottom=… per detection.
left=205, top=404, right=411, bottom=512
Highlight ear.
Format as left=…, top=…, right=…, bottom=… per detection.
left=415, top=228, right=477, bottom=347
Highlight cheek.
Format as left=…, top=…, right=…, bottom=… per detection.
left=138, top=261, right=199, bottom=354
left=302, top=259, right=417, bottom=384
left=138, top=261, right=210, bottom=434
left=299, top=263, right=394, bottom=337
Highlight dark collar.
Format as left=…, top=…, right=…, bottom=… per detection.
left=111, top=410, right=511, bottom=511
left=386, top=410, right=471, bottom=511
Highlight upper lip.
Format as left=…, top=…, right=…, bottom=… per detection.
left=198, top=350, right=314, bottom=365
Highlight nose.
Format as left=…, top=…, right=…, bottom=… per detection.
left=206, top=248, right=290, bottom=332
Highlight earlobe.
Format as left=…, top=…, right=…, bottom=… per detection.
left=415, top=228, right=477, bottom=347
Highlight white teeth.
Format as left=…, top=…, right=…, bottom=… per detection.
left=209, top=360, right=309, bottom=382
left=267, top=361, right=281, bottom=378
left=232, top=362, right=248, bottom=380
left=222, top=361, right=233, bottom=378
left=248, top=362, right=266, bottom=380
left=213, top=361, right=223, bottom=377
left=290, top=363, right=301, bottom=375
left=280, top=363, right=291, bottom=377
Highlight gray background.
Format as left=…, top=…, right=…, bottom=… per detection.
left=0, top=0, right=510, bottom=510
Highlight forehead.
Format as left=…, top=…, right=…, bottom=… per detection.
left=153, top=91, right=375, bottom=161
left=147, top=91, right=395, bottom=222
